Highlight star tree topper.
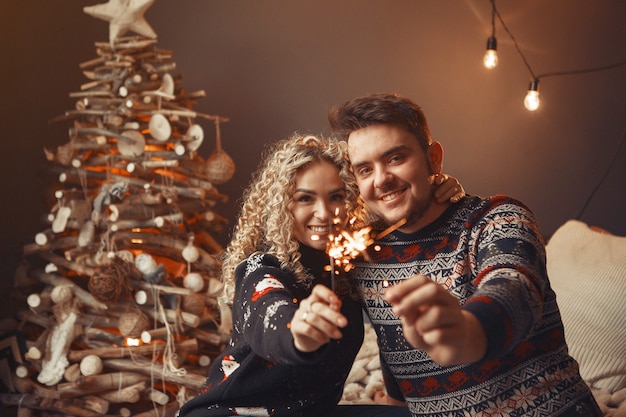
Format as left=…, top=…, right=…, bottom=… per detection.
left=84, top=0, right=157, bottom=45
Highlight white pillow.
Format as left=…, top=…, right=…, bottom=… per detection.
left=547, top=220, right=626, bottom=392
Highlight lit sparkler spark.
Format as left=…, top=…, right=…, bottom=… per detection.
left=325, top=216, right=407, bottom=291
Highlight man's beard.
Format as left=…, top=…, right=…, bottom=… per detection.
left=376, top=191, right=433, bottom=232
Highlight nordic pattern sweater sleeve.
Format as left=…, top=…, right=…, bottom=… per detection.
left=354, top=195, right=602, bottom=417
left=458, top=195, right=547, bottom=359
left=232, top=254, right=323, bottom=365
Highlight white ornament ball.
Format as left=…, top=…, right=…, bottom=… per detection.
left=182, top=245, right=200, bottom=263
left=50, top=285, right=73, bottom=304
left=183, top=272, right=204, bottom=292
left=135, top=253, right=157, bottom=274
left=80, top=354, right=103, bottom=376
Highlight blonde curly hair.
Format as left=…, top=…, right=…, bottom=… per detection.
left=220, top=133, right=360, bottom=305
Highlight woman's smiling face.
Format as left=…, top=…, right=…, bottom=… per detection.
left=289, top=160, right=347, bottom=250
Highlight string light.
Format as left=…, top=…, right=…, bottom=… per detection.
left=523, top=78, right=540, bottom=111
left=482, top=0, right=498, bottom=69
left=484, top=1, right=626, bottom=111
left=483, top=37, right=498, bottom=69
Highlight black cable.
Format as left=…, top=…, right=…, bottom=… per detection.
left=492, top=2, right=536, bottom=79
left=489, top=0, right=496, bottom=38
left=537, top=60, right=626, bottom=80
left=576, top=128, right=626, bottom=219
left=491, top=1, right=626, bottom=82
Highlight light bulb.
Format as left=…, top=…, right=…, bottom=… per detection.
left=524, top=79, right=540, bottom=111
left=483, top=37, right=498, bottom=69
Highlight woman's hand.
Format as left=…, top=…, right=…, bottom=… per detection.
left=433, top=173, right=465, bottom=203
left=290, top=284, right=348, bottom=353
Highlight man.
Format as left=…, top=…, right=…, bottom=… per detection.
left=329, top=93, right=602, bottom=416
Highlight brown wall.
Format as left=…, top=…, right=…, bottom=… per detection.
left=1, top=1, right=625, bottom=305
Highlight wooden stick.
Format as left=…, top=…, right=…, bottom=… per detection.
left=57, top=371, right=149, bottom=398
left=190, top=328, right=223, bottom=346
left=112, top=231, right=218, bottom=268
left=374, top=218, right=407, bottom=240
left=99, top=381, right=146, bottom=403
left=141, top=305, right=200, bottom=328
left=68, top=338, right=199, bottom=362
left=0, top=393, right=110, bottom=417
left=28, top=268, right=107, bottom=311
left=83, top=327, right=126, bottom=346
left=13, top=374, right=60, bottom=399
left=132, top=400, right=179, bottom=417
left=103, top=358, right=206, bottom=389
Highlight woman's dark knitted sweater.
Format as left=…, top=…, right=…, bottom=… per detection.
left=177, top=244, right=364, bottom=417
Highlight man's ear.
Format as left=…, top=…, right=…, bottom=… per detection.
left=427, top=141, right=444, bottom=173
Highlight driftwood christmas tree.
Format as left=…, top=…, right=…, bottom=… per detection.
left=1, top=1, right=235, bottom=416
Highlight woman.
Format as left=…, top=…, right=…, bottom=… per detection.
left=177, top=134, right=463, bottom=417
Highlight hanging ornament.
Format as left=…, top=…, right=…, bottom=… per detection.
left=185, top=123, right=204, bottom=152
left=117, top=129, right=145, bottom=156
left=182, top=234, right=200, bottom=264
left=149, top=113, right=172, bottom=142
left=183, top=272, right=205, bottom=293
left=205, top=118, right=235, bottom=184
left=159, top=73, right=175, bottom=96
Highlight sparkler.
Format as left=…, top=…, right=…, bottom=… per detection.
left=325, top=213, right=407, bottom=292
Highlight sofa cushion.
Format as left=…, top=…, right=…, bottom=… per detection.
left=546, top=220, right=626, bottom=392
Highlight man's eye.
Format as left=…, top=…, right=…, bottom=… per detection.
left=357, top=167, right=371, bottom=177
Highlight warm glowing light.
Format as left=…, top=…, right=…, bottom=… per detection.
left=327, top=226, right=374, bottom=273
left=524, top=79, right=540, bottom=111
left=325, top=217, right=407, bottom=291
left=483, top=37, right=498, bottom=69
left=125, top=337, right=141, bottom=346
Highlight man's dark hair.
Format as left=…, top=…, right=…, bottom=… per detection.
left=328, top=92, right=433, bottom=151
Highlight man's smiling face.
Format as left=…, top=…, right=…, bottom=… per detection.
left=348, top=124, right=444, bottom=233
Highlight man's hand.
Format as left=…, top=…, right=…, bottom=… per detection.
left=384, top=274, right=486, bottom=366
left=290, top=284, right=348, bottom=353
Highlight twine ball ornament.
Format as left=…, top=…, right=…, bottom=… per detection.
left=205, top=120, right=235, bottom=185
left=182, top=291, right=206, bottom=316
left=89, top=265, right=125, bottom=302
left=183, top=272, right=204, bottom=292
left=118, top=310, right=150, bottom=337
left=80, top=354, right=103, bottom=376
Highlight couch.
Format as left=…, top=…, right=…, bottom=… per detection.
left=341, top=220, right=626, bottom=416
